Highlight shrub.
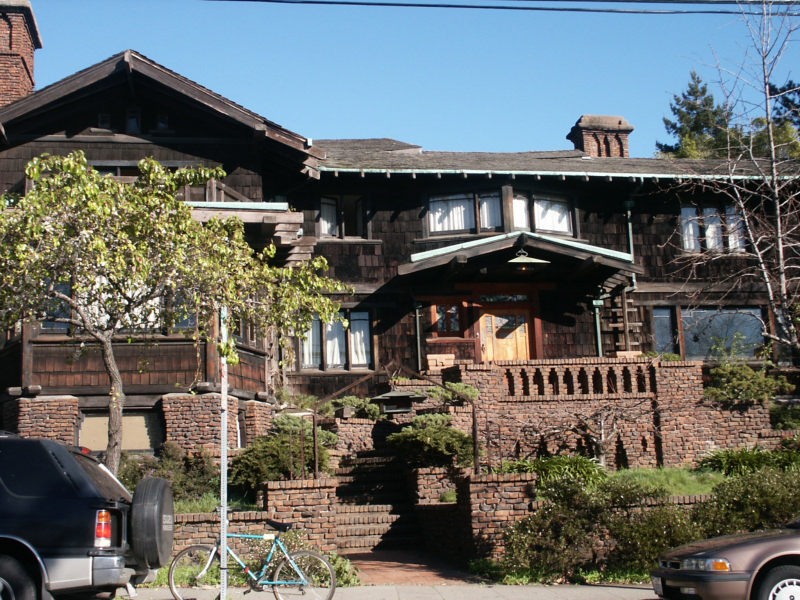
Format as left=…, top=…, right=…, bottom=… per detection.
left=498, top=455, right=607, bottom=487
left=697, top=446, right=800, bottom=476
left=118, top=442, right=219, bottom=502
left=770, top=402, right=800, bottom=430
left=502, top=478, right=599, bottom=581
left=330, top=395, right=381, bottom=420
left=229, top=415, right=338, bottom=498
left=694, top=467, right=800, bottom=537
left=426, top=382, right=479, bottom=406
left=385, top=413, right=474, bottom=467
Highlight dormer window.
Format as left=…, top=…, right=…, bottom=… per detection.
left=126, top=107, right=141, bottom=134
left=512, top=193, right=574, bottom=235
left=428, top=191, right=502, bottom=234
left=97, top=112, right=111, bottom=129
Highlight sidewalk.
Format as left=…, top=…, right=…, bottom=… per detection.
left=136, top=583, right=655, bottom=600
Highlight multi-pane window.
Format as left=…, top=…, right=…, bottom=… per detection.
left=436, top=305, right=461, bottom=334
left=681, top=205, right=744, bottom=252
left=300, top=311, right=373, bottom=370
left=319, top=196, right=365, bottom=238
left=653, top=306, right=764, bottom=360
left=428, top=192, right=502, bottom=234
left=512, top=193, right=573, bottom=235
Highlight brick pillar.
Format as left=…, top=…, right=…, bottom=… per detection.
left=0, top=1, right=42, bottom=106
left=14, top=395, right=79, bottom=444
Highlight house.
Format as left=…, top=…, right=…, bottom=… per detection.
left=0, top=1, right=783, bottom=467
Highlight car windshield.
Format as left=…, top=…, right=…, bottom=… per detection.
left=73, top=452, right=132, bottom=502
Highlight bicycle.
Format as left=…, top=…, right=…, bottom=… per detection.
left=168, top=518, right=336, bottom=600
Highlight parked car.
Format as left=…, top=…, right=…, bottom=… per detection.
left=651, top=522, right=800, bottom=600
left=0, top=433, right=174, bottom=600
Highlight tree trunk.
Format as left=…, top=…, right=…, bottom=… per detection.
left=100, top=336, right=126, bottom=475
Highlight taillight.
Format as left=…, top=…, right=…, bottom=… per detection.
left=95, top=510, right=112, bottom=548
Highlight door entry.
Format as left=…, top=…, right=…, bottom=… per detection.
left=479, top=309, right=530, bottom=361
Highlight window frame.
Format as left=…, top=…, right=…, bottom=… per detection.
left=298, top=309, right=374, bottom=371
left=508, top=190, right=575, bottom=236
left=651, top=305, right=766, bottom=361
left=426, top=190, right=504, bottom=236
left=432, top=303, right=464, bottom=337
left=317, top=195, right=369, bottom=240
left=680, top=204, right=745, bottom=253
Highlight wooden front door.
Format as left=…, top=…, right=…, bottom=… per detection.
left=479, top=309, right=531, bottom=361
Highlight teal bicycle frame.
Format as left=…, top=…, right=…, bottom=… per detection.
left=202, top=532, right=309, bottom=588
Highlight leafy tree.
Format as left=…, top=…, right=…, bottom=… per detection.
left=0, top=152, right=347, bottom=473
left=656, top=71, right=731, bottom=157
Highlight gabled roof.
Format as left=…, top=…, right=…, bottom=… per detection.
left=314, top=138, right=792, bottom=181
left=0, top=50, right=322, bottom=172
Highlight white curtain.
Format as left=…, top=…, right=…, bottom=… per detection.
left=479, top=192, right=502, bottom=230
left=429, top=194, right=474, bottom=232
left=726, top=205, right=745, bottom=252
left=512, top=193, right=530, bottom=230
left=320, top=198, right=338, bottom=237
left=349, top=312, right=371, bottom=367
left=326, top=318, right=346, bottom=368
left=301, top=317, right=321, bottom=368
left=703, top=207, right=723, bottom=250
left=681, top=206, right=701, bottom=251
left=534, top=196, right=571, bottom=233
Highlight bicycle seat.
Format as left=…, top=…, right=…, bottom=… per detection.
left=265, top=518, right=293, bottom=532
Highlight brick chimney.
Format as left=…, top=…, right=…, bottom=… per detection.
left=0, top=0, right=41, bottom=107
left=567, top=115, right=634, bottom=158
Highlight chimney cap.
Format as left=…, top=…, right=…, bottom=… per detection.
left=1, top=1, right=42, bottom=49
left=570, top=115, right=633, bottom=133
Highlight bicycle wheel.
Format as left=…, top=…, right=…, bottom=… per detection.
left=168, top=545, right=219, bottom=600
left=271, top=550, right=336, bottom=600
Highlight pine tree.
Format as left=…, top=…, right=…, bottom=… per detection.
left=657, top=71, right=730, bottom=158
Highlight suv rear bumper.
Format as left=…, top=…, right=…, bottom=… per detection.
left=45, top=555, right=135, bottom=591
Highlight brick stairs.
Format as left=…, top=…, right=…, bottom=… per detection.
left=335, top=451, right=421, bottom=553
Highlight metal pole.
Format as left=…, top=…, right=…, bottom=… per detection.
left=219, top=307, right=229, bottom=600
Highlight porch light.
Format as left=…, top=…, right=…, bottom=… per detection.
left=507, top=248, right=549, bottom=271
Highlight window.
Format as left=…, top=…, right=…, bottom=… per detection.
left=511, top=193, right=573, bottom=235
left=436, top=305, right=462, bottom=334
left=319, top=196, right=365, bottom=238
left=428, top=191, right=502, bottom=234
left=300, top=310, right=373, bottom=370
left=681, top=205, right=745, bottom=252
left=41, top=282, right=71, bottom=333
left=126, top=107, right=141, bottom=134
left=653, top=306, right=764, bottom=360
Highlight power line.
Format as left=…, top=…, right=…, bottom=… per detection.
left=207, top=0, right=800, bottom=15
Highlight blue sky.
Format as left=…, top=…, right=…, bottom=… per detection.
left=30, top=0, right=799, bottom=157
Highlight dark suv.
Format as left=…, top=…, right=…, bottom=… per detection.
left=0, top=434, right=174, bottom=600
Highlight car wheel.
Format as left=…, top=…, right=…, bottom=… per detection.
left=130, top=477, right=174, bottom=568
left=758, top=565, right=800, bottom=600
left=0, top=555, right=36, bottom=600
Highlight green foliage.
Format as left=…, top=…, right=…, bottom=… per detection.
left=657, top=71, right=731, bottom=157
left=498, top=455, right=607, bottom=487
left=329, top=395, right=381, bottom=420
left=606, top=466, right=723, bottom=496
left=426, top=382, right=479, bottom=405
left=770, top=402, right=800, bottom=430
left=229, top=415, right=337, bottom=498
left=327, top=553, right=361, bottom=587
left=697, top=446, right=800, bottom=476
left=385, top=413, right=474, bottom=467
left=439, top=490, right=457, bottom=503
left=118, top=442, right=219, bottom=502
left=704, top=335, right=793, bottom=407
left=694, top=467, right=800, bottom=537
left=643, top=350, right=682, bottom=361
left=0, top=152, right=350, bottom=473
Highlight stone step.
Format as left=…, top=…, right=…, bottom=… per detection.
left=336, top=511, right=405, bottom=526
left=336, top=533, right=420, bottom=551
left=336, top=503, right=412, bottom=514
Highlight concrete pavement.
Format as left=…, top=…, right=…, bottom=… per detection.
left=136, top=583, right=656, bottom=600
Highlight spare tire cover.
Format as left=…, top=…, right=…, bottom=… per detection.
left=130, top=477, right=174, bottom=568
